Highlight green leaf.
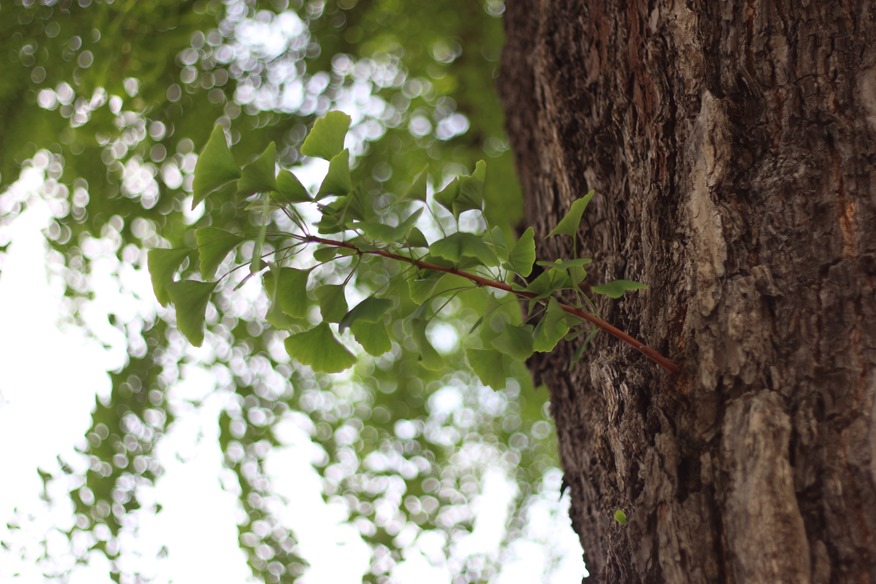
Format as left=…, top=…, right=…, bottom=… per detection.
left=411, top=318, right=443, bottom=371
left=351, top=320, right=392, bottom=356
left=433, top=177, right=459, bottom=215
left=614, top=509, right=629, bottom=526
left=507, top=227, right=536, bottom=277
left=148, top=248, right=191, bottom=307
left=284, top=323, right=356, bottom=373
left=533, top=299, right=571, bottom=353
left=301, top=111, right=351, bottom=160
left=249, top=194, right=272, bottom=274
left=524, top=267, right=572, bottom=299
left=192, top=126, right=241, bottom=208
left=313, top=246, right=339, bottom=263
left=536, top=258, right=592, bottom=269
left=167, top=280, right=218, bottom=347
left=195, top=228, right=244, bottom=280
left=408, top=272, right=470, bottom=303
left=429, top=232, right=498, bottom=267
left=264, top=267, right=312, bottom=318
left=266, top=298, right=303, bottom=330
left=592, top=280, right=648, bottom=298
left=490, top=323, right=535, bottom=360
left=274, top=169, right=311, bottom=203
left=466, top=348, right=508, bottom=390
left=354, top=208, right=423, bottom=243
left=339, top=296, right=393, bottom=332
left=314, top=284, right=348, bottom=322
left=454, top=160, right=486, bottom=215
left=403, top=165, right=429, bottom=202
left=316, top=149, right=353, bottom=199
left=547, top=191, right=594, bottom=238
left=237, top=142, right=277, bottom=197
left=406, top=227, right=429, bottom=248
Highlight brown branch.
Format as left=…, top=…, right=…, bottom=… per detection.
left=302, top=235, right=680, bottom=374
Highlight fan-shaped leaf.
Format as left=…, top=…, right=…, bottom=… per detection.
left=406, top=227, right=429, bottom=248
left=524, top=267, right=572, bottom=299
left=403, top=165, right=429, bottom=202
left=274, top=169, right=310, bottom=203
left=434, top=177, right=459, bottom=215
left=547, top=191, right=594, bottom=238
left=507, top=227, right=535, bottom=277
left=193, top=126, right=241, bottom=208
left=429, top=232, right=498, bottom=267
left=167, top=280, right=218, bottom=347
left=466, top=348, right=508, bottom=390
left=533, top=299, right=571, bottom=353
left=237, top=142, right=277, bottom=196
left=315, top=284, right=348, bottom=323
left=490, top=323, right=535, bottom=360
left=354, top=208, right=423, bottom=243
left=301, top=111, right=351, bottom=160
left=592, top=279, right=648, bottom=298
left=340, top=296, right=393, bottom=332
left=148, top=248, right=191, bottom=307
left=411, top=318, right=443, bottom=371
left=195, top=228, right=243, bottom=280
left=284, top=323, right=356, bottom=373
left=316, top=149, right=353, bottom=199
left=351, top=320, right=392, bottom=356
left=264, top=267, right=312, bottom=318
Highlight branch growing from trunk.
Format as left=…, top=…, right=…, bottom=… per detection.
left=301, top=234, right=680, bottom=374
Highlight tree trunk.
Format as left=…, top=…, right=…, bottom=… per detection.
left=499, top=1, right=876, bottom=581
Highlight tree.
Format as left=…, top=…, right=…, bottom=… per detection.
left=500, top=0, right=876, bottom=581
left=1, top=1, right=582, bottom=582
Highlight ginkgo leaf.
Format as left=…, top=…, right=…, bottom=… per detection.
left=411, top=318, right=443, bottom=371
left=315, top=284, right=348, bottom=323
left=313, top=246, right=340, bottom=263
left=490, top=323, right=535, bottom=360
left=192, top=126, right=241, bottom=208
left=429, top=232, right=498, bottom=267
left=507, top=227, right=535, bottom=277
left=351, top=320, right=392, bottom=356
left=148, top=248, right=191, bottom=307
left=274, top=169, right=311, bottom=203
left=237, top=142, right=277, bottom=197
left=339, top=296, right=393, bottom=332
left=167, top=280, right=218, bottom=347
left=591, top=279, right=649, bottom=298
left=547, top=191, right=594, bottom=238
left=524, top=267, right=572, bottom=299
left=301, top=111, right=351, bottom=160
left=354, top=208, right=423, bottom=243
left=406, top=227, right=429, bottom=248
left=453, top=160, right=486, bottom=215
left=316, top=149, right=353, bottom=199
left=264, top=267, right=312, bottom=318
left=195, top=227, right=243, bottom=280
left=466, top=348, right=508, bottom=390
left=533, top=299, right=571, bottom=352
left=403, top=165, right=429, bottom=202
left=284, top=323, right=356, bottom=373
left=433, top=177, right=459, bottom=215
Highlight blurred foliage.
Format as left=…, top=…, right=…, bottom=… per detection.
left=0, top=0, right=573, bottom=582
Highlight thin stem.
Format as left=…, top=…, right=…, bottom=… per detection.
left=296, top=234, right=680, bottom=374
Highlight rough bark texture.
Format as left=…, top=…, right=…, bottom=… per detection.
left=499, top=1, right=876, bottom=582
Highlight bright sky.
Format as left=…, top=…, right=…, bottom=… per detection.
left=0, top=171, right=586, bottom=581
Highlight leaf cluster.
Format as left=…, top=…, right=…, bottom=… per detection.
left=150, top=112, right=649, bottom=390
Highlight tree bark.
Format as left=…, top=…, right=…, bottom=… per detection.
left=499, top=1, right=876, bottom=582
